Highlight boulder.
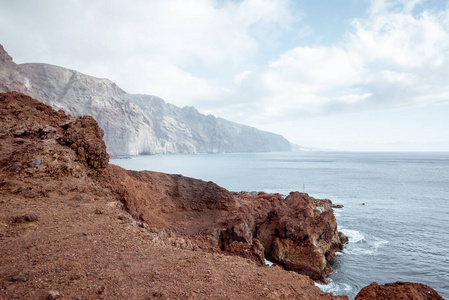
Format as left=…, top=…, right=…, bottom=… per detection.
left=356, top=281, right=444, bottom=300
left=222, top=192, right=348, bottom=282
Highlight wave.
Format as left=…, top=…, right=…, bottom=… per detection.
left=341, top=229, right=364, bottom=243
left=345, top=234, right=389, bottom=256
left=315, top=278, right=353, bottom=295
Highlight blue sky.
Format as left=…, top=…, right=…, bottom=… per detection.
left=1, top=0, right=449, bottom=151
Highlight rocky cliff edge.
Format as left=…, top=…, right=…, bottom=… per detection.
left=0, top=92, right=443, bottom=299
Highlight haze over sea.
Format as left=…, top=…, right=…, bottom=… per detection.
left=111, top=152, right=449, bottom=299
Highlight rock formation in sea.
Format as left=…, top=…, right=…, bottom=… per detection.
left=1, top=91, right=444, bottom=299
left=101, top=166, right=348, bottom=282
left=355, top=281, right=444, bottom=299
left=0, top=44, right=291, bottom=156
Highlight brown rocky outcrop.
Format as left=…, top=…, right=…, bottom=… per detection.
left=355, top=281, right=444, bottom=299
left=101, top=163, right=348, bottom=281
left=100, top=165, right=239, bottom=231
left=221, top=191, right=348, bottom=282
left=0, top=92, right=108, bottom=180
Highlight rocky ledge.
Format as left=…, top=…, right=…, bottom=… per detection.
left=0, top=92, right=443, bottom=299
left=100, top=167, right=348, bottom=282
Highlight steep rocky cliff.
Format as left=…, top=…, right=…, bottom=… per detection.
left=131, top=94, right=292, bottom=154
left=0, top=44, right=291, bottom=155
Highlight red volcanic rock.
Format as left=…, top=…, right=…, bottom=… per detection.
left=0, top=92, right=108, bottom=178
left=222, top=191, right=348, bottom=282
left=355, top=281, right=444, bottom=300
left=101, top=166, right=348, bottom=281
left=100, top=164, right=239, bottom=232
left=101, top=162, right=348, bottom=281
left=58, top=116, right=109, bottom=172
left=225, top=239, right=265, bottom=265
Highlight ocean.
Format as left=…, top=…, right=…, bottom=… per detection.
left=111, top=152, right=449, bottom=299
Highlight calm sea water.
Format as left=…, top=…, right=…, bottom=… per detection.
left=111, top=152, right=449, bottom=299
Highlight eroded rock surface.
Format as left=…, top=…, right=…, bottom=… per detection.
left=355, top=281, right=444, bottom=300
left=0, top=92, right=108, bottom=180
left=222, top=192, right=348, bottom=282
left=102, top=164, right=348, bottom=282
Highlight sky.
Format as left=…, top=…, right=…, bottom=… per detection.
left=1, top=0, right=449, bottom=151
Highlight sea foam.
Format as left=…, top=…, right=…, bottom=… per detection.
left=341, top=229, right=364, bottom=243
left=315, top=278, right=353, bottom=295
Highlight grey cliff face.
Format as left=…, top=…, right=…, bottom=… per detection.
left=130, top=94, right=291, bottom=154
left=0, top=44, right=291, bottom=155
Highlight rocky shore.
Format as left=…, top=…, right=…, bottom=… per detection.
left=0, top=92, right=443, bottom=299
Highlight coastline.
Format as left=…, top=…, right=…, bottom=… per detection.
left=0, top=92, right=444, bottom=299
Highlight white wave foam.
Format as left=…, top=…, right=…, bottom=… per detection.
left=341, top=229, right=364, bottom=243
left=373, top=237, right=389, bottom=250
left=345, top=235, right=389, bottom=256
left=315, top=279, right=353, bottom=294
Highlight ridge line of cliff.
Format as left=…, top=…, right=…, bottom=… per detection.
left=0, top=44, right=292, bottom=156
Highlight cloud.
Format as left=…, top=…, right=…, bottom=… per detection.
left=0, top=0, right=302, bottom=107
left=210, top=0, right=449, bottom=127
left=1, top=0, right=449, bottom=150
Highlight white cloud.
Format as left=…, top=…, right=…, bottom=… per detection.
left=212, top=0, right=449, bottom=127
left=0, top=0, right=299, bottom=106
left=1, top=0, right=449, bottom=150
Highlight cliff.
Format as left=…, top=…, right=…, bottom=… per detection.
left=0, top=91, right=344, bottom=299
left=131, top=94, right=292, bottom=154
left=0, top=44, right=291, bottom=156
left=101, top=167, right=348, bottom=282
left=0, top=92, right=443, bottom=299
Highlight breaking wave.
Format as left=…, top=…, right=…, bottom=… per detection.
left=315, top=279, right=353, bottom=295
left=341, top=229, right=364, bottom=243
